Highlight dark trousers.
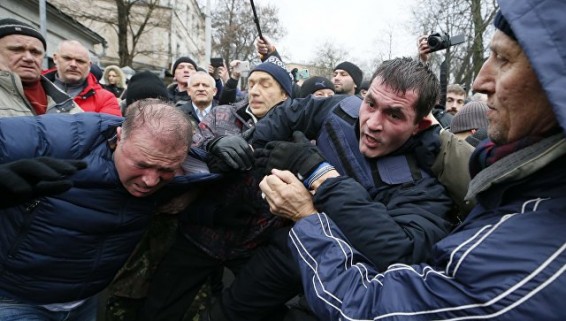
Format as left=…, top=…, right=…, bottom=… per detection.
left=140, top=231, right=249, bottom=321
left=220, top=227, right=303, bottom=321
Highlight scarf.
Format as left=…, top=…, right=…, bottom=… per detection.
left=469, top=136, right=544, bottom=178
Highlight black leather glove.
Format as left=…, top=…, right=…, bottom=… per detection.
left=0, top=157, right=87, bottom=208
left=206, top=153, right=234, bottom=173
left=254, top=131, right=325, bottom=178
left=208, top=135, right=254, bottom=171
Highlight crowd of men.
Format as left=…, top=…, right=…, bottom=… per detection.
left=0, top=0, right=564, bottom=320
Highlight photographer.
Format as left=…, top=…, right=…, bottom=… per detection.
left=417, top=33, right=459, bottom=127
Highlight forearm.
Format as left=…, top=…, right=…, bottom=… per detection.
left=312, top=176, right=452, bottom=269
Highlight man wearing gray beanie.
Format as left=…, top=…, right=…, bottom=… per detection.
left=450, top=101, right=489, bottom=142
left=0, top=18, right=81, bottom=117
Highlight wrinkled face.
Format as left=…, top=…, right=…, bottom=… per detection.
left=188, top=73, right=217, bottom=107
left=174, top=62, right=196, bottom=86
left=313, top=88, right=335, bottom=98
left=0, top=35, right=44, bottom=84
left=107, top=70, right=119, bottom=85
left=472, top=31, right=557, bottom=145
left=332, top=69, right=356, bottom=95
left=359, top=78, right=428, bottom=158
left=446, top=92, right=466, bottom=115
left=113, top=128, right=187, bottom=197
left=53, top=42, right=91, bottom=84
left=247, top=71, right=287, bottom=118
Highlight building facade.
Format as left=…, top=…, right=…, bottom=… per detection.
left=47, top=0, right=207, bottom=76
left=1, top=0, right=106, bottom=67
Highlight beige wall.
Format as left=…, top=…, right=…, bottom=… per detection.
left=48, top=0, right=206, bottom=73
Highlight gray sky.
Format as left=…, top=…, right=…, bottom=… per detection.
left=261, top=0, right=419, bottom=65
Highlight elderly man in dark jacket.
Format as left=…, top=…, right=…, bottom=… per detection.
left=0, top=100, right=218, bottom=320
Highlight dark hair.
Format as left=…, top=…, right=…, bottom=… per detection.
left=371, top=57, right=439, bottom=122
left=122, top=98, right=193, bottom=149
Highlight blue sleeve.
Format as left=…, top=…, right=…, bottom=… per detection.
left=218, top=78, right=239, bottom=105
left=289, top=211, right=565, bottom=320
left=251, top=95, right=351, bottom=148
left=213, top=78, right=223, bottom=101
left=0, top=113, right=122, bottom=162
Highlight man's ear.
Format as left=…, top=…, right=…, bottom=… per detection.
left=412, top=117, right=432, bottom=135
left=116, top=127, right=123, bottom=143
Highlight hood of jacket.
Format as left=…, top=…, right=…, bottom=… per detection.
left=500, top=0, right=566, bottom=136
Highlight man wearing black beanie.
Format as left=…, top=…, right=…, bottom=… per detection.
left=333, top=61, right=363, bottom=96
left=168, top=56, right=198, bottom=105
left=0, top=18, right=81, bottom=117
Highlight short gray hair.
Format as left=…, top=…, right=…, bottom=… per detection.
left=121, top=98, right=193, bottom=149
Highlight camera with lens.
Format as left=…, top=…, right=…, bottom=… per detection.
left=427, top=32, right=465, bottom=53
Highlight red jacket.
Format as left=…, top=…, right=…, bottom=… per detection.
left=43, top=69, right=121, bottom=116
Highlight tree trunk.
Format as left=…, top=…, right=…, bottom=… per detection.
left=116, top=0, right=132, bottom=67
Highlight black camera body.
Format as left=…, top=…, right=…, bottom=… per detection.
left=427, top=32, right=465, bottom=53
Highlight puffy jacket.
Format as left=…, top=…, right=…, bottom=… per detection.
left=0, top=113, right=218, bottom=304
left=44, top=70, right=121, bottom=116
left=0, top=71, right=81, bottom=117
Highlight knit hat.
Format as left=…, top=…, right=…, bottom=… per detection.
left=249, top=56, right=293, bottom=97
left=172, top=56, right=198, bottom=74
left=0, top=18, right=46, bottom=50
left=450, top=101, right=489, bottom=134
left=493, top=11, right=516, bottom=41
left=334, top=61, right=363, bottom=92
left=90, top=64, right=103, bottom=82
left=125, top=71, right=169, bottom=107
left=360, top=79, right=371, bottom=91
left=299, top=76, right=335, bottom=98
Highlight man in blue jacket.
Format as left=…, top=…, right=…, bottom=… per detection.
left=201, top=57, right=455, bottom=321
left=0, top=99, right=218, bottom=320
left=260, top=0, right=566, bottom=319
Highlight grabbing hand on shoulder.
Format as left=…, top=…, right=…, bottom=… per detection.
left=207, top=135, right=254, bottom=172
left=254, top=131, right=325, bottom=179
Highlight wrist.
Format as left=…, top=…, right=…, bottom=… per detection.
left=303, top=162, right=336, bottom=190
left=309, top=170, right=339, bottom=191
left=291, top=211, right=317, bottom=222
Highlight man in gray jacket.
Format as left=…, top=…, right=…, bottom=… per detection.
left=0, top=18, right=81, bottom=117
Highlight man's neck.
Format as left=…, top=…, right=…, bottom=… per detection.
left=177, top=82, right=188, bottom=92
left=193, top=102, right=212, bottom=112
left=54, top=73, right=86, bottom=98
